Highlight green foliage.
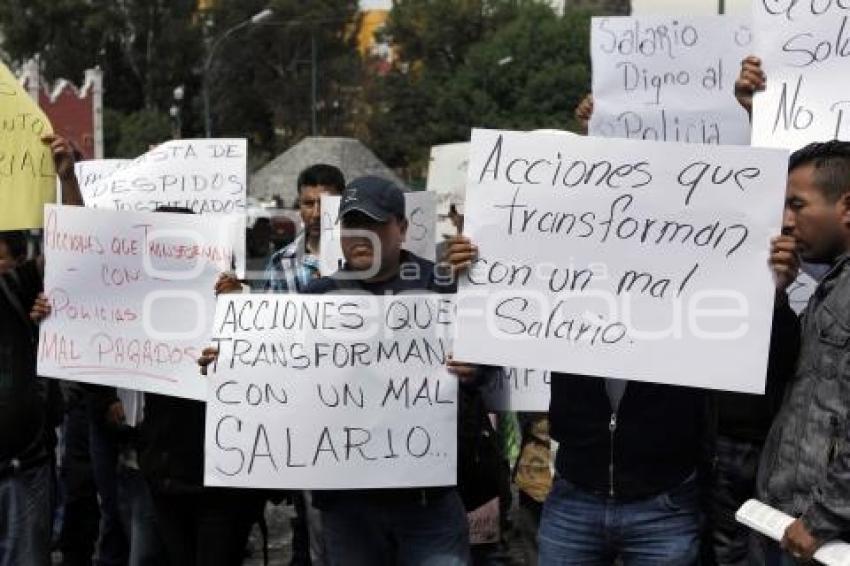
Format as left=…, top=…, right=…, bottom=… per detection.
left=104, top=107, right=172, bottom=158
left=367, top=1, right=594, bottom=176
left=205, top=0, right=362, bottom=157
left=0, top=0, right=361, bottom=162
left=0, top=0, right=202, bottom=113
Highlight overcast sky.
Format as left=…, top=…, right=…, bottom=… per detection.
left=359, top=0, right=392, bottom=10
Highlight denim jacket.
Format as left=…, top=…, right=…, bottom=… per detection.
left=758, top=255, right=850, bottom=540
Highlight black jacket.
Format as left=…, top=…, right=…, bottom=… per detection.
left=138, top=393, right=206, bottom=494
left=0, top=260, right=53, bottom=471
left=550, top=374, right=707, bottom=501
left=715, top=301, right=800, bottom=443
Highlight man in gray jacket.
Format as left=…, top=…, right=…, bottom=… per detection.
left=758, top=140, right=850, bottom=563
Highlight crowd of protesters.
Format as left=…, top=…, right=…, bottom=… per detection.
left=2, top=55, right=850, bottom=566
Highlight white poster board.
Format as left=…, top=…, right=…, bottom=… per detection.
left=752, top=3, right=850, bottom=149
left=427, top=142, right=471, bottom=239
left=631, top=0, right=750, bottom=15
left=83, top=139, right=247, bottom=274
left=481, top=368, right=550, bottom=412
left=66, top=159, right=131, bottom=202
left=37, top=205, right=239, bottom=400
left=204, top=293, right=458, bottom=490
left=320, top=192, right=437, bottom=274
left=453, top=129, right=788, bottom=393
left=589, top=16, right=752, bottom=145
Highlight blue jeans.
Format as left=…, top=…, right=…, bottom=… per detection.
left=116, top=466, right=165, bottom=566
left=321, top=489, right=470, bottom=566
left=0, top=462, right=52, bottom=566
left=538, top=477, right=701, bottom=566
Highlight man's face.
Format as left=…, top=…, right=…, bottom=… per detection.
left=299, top=185, right=335, bottom=238
left=0, top=241, right=15, bottom=275
left=340, top=212, right=407, bottom=274
left=784, top=164, right=847, bottom=263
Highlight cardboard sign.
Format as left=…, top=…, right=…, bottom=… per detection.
left=752, top=2, right=850, bottom=149
left=590, top=16, right=752, bottom=145
left=0, top=60, right=55, bottom=229
left=37, top=205, right=239, bottom=400
left=319, top=192, right=437, bottom=275
left=204, top=293, right=458, bottom=490
left=453, top=129, right=788, bottom=393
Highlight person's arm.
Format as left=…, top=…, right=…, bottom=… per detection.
left=575, top=93, right=594, bottom=135
left=42, top=134, right=83, bottom=206
left=441, top=236, right=500, bottom=386
left=787, top=429, right=850, bottom=558
left=734, top=56, right=765, bottom=121
left=766, top=235, right=830, bottom=559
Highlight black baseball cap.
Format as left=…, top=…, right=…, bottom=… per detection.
left=338, top=176, right=405, bottom=223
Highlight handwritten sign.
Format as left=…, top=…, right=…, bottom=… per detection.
left=453, top=129, right=788, bottom=393
left=319, top=192, right=437, bottom=275
left=37, top=205, right=239, bottom=400
left=427, top=142, right=471, bottom=238
left=204, top=294, right=458, bottom=490
left=481, top=367, right=550, bottom=412
left=590, top=16, right=752, bottom=145
left=752, top=2, right=850, bottom=149
left=82, top=139, right=247, bottom=274
left=631, top=0, right=751, bottom=15
left=0, top=60, right=55, bottom=230
left=70, top=159, right=131, bottom=201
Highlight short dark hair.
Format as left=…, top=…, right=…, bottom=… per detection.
left=297, top=164, right=345, bottom=195
left=0, top=230, right=28, bottom=260
left=789, top=140, right=850, bottom=202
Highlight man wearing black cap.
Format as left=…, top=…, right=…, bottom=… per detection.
left=303, top=176, right=478, bottom=566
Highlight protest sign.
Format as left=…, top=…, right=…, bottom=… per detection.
left=83, top=139, right=246, bottom=213
left=204, top=293, right=458, bottom=490
left=0, top=60, right=55, bottom=230
left=752, top=2, right=850, bottom=149
left=319, top=192, right=437, bottom=275
left=453, top=129, right=788, bottom=393
left=589, top=16, right=752, bottom=145
left=427, top=142, right=470, bottom=239
left=481, top=367, right=550, bottom=412
left=37, top=205, right=239, bottom=400
left=71, top=159, right=131, bottom=202
left=83, top=139, right=247, bottom=274
left=631, top=0, right=750, bottom=15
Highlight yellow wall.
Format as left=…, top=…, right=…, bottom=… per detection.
left=357, top=9, right=390, bottom=56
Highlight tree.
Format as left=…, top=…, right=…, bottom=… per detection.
left=364, top=0, right=522, bottom=174
left=201, top=0, right=363, bottom=162
left=0, top=0, right=203, bottom=113
left=0, top=0, right=362, bottom=164
left=365, top=1, right=595, bottom=178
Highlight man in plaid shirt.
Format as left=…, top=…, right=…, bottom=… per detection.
left=262, top=164, right=346, bottom=293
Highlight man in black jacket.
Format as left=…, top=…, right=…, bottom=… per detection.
left=444, top=229, right=798, bottom=565
left=302, top=176, right=482, bottom=566
left=1, top=134, right=82, bottom=566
